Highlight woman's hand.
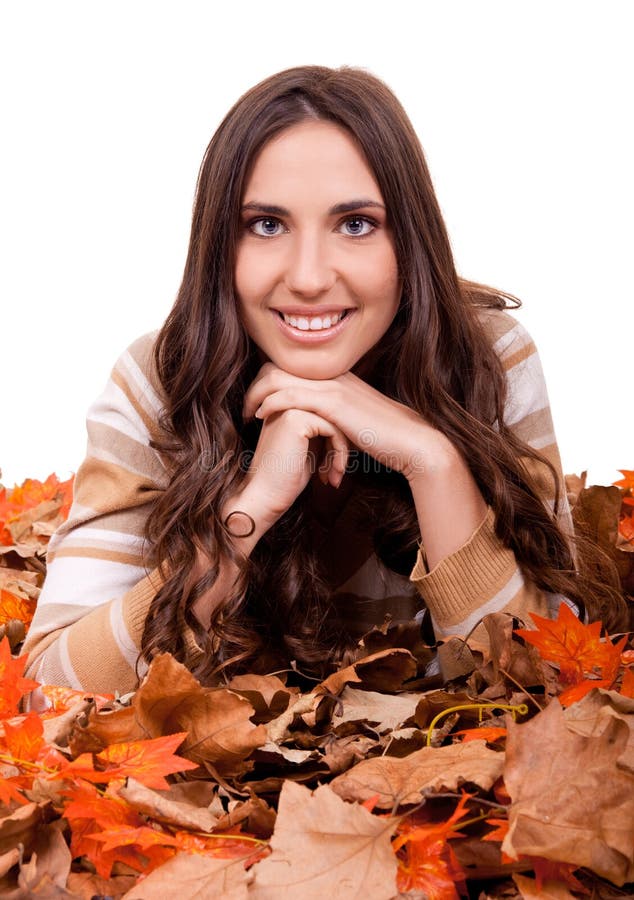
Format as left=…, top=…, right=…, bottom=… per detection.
left=238, top=406, right=353, bottom=530
left=242, top=363, right=458, bottom=483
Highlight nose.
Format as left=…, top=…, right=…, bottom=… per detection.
left=283, top=230, right=337, bottom=297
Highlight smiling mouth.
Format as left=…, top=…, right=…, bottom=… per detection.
left=275, top=309, right=352, bottom=327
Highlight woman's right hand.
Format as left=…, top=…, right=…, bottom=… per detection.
left=236, top=408, right=351, bottom=534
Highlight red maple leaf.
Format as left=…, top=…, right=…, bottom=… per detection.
left=0, top=637, right=40, bottom=718
left=60, top=732, right=198, bottom=789
left=62, top=781, right=173, bottom=878
left=392, top=793, right=471, bottom=899
left=514, top=603, right=625, bottom=687
left=2, top=711, right=44, bottom=762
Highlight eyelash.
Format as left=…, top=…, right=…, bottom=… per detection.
left=244, top=214, right=379, bottom=241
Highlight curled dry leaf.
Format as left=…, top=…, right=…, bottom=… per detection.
left=133, top=654, right=267, bottom=776
left=250, top=780, right=398, bottom=899
left=331, top=686, right=421, bottom=735
left=562, top=687, right=634, bottom=770
left=315, top=647, right=417, bottom=696
left=502, top=698, right=634, bottom=886
left=117, top=777, right=221, bottom=833
left=330, top=739, right=504, bottom=808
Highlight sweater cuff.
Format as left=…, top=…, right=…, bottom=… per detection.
left=408, top=505, right=518, bottom=627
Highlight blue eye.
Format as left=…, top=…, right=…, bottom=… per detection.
left=245, top=215, right=378, bottom=240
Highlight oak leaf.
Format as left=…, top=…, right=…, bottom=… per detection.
left=250, top=780, right=399, bottom=899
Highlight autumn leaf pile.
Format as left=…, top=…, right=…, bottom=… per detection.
left=0, top=469, right=632, bottom=899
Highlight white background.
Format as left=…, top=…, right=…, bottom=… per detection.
left=1, top=0, right=631, bottom=489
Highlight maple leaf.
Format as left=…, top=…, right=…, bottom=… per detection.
left=612, top=469, right=634, bottom=491
left=0, top=588, right=37, bottom=631
left=392, top=793, right=471, bottom=899
left=60, top=732, right=198, bottom=788
left=2, top=710, right=44, bottom=762
left=514, top=603, right=624, bottom=687
left=0, top=636, right=40, bottom=718
left=453, top=726, right=507, bottom=744
left=531, top=857, right=589, bottom=894
left=90, top=824, right=179, bottom=852
left=41, top=683, right=115, bottom=713
left=0, top=774, right=30, bottom=806
left=619, top=514, right=634, bottom=544
left=173, top=828, right=268, bottom=863
left=62, top=781, right=169, bottom=878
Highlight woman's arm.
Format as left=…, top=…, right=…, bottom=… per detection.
left=407, top=311, right=577, bottom=646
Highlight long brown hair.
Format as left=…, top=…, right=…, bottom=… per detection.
left=140, top=65, right=626, bottom=683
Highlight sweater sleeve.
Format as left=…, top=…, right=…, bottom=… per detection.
left=21, top=331, right=204, bottom=698
left=408, top=310, right=578, bottom=645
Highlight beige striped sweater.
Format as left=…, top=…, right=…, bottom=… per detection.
left=22, top=307, right=577, bottom=699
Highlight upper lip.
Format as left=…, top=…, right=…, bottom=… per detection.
left=273, top=307, right=353, bottom=316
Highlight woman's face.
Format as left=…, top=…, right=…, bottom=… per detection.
left=234, top=120, right=402, bottom=380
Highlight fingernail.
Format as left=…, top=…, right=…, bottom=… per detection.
left=254, top=406, right=263, bottom=419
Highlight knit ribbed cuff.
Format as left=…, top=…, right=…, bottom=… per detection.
left=408, top=506, right=518, bottom=627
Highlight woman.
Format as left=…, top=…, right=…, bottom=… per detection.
left=22, top=65, right=623, bottom=697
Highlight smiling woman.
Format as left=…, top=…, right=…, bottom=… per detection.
left=21, top=64, right=626, bottom=699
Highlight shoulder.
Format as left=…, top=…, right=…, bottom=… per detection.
left=474, top=307, right=539, bottom=372
left=107, top=329, right=166, bottom=412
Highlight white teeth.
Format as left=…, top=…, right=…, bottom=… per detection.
left=282, top=311, right=344, bottom=330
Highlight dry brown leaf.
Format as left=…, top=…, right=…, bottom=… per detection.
left=249, top=780, right=398, bottom=899
left=502, top=698, right=634, bottom=886
left=0, top=802, right=46, bottom=855
left=330, top=739, right=504, bottom=807
left=121, top=851, right=252, bottom=899
left=131, top=654, right=267, bottom=776
left=315, top=647, right=417, bottom=695
left=265, top=692, right=321, bottom=744
left=117, top=777, right=221, bottom=832
left=66, top=871, right=137, bottom=898
left=332, top=686, right=420, bottom=734
left=512, top=873, right=576, bottom=899
left=563, top=687, right=634, bottom=769
left=225, top=673, right=297, bottom=723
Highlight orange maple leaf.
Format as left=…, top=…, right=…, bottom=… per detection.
left=530, top=857, right=589, bottom=894
left=0, top=473, right=75, bottom=546
left=612, top=469, right=634, bottom=491
left=60, top=732, right=198, bottom=789
left=0, top=775, right=30, bottom=807
left=0, top=637, right=40, bottom=718
left=482, top=816, right=515, bottom=864
left=619, top=514, right=634, bottom=544
left=41, top=683, right=115, bottom=714
left=62, top=781, right=174, bottom=878
left=453, top=726, right=507, bottom=745
left=2, top=711, right=44, bottom=762
left=392, top=793, right=471, bottom=899
left=0, top=588, right=37, bottom=631
left=514, top=603, right=625, bottom=687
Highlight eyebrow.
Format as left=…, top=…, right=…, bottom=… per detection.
left=240, top=199, right=386, bottom=216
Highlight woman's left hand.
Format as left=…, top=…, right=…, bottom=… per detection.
left=242, top=363, right=458, bottom=484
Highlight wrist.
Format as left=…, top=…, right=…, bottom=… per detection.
left=403, top=434, right=462, bottom=485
